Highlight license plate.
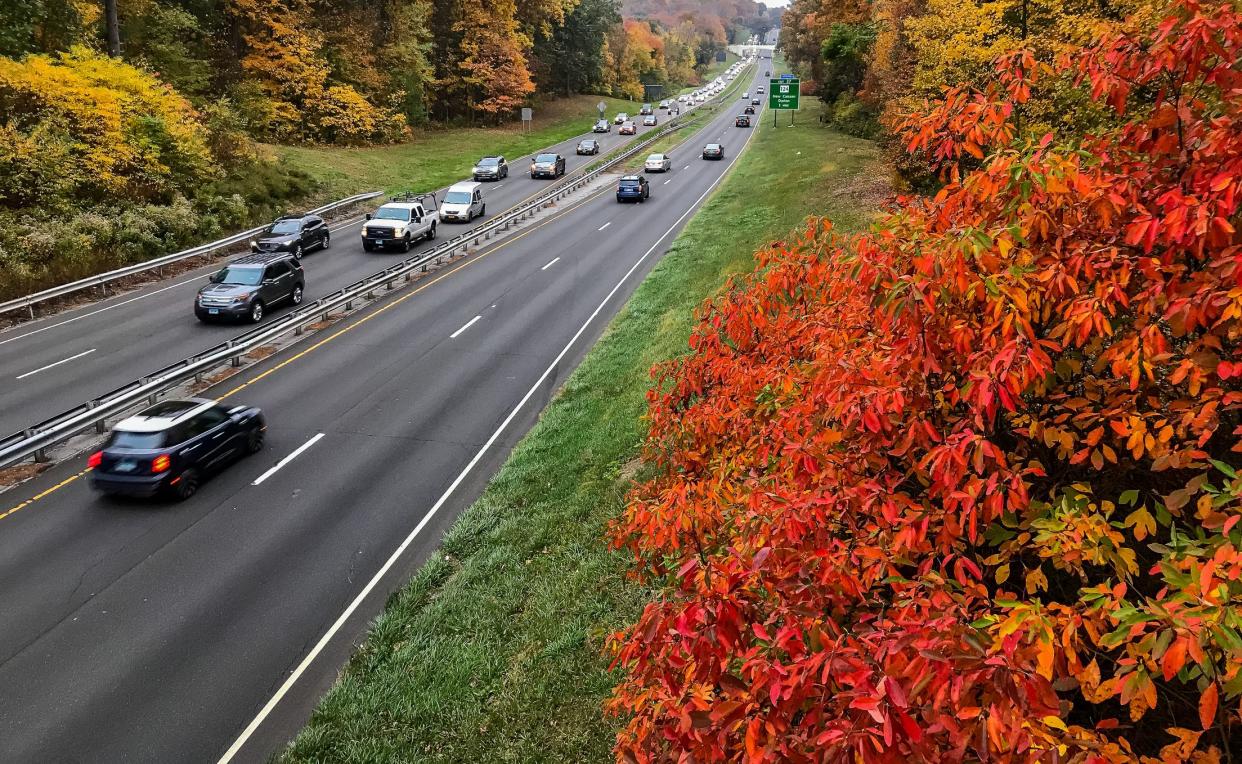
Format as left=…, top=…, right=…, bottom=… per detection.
left=114, top=460, right=137, bottom=473
left=208, top=308, right=220, bottom=315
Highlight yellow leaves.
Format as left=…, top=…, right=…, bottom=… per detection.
left=1025, top=566, right=1049, bottom=594
left=995, top=563, right=1011, bottom=584
left=1124, top=507, right=1156, bottom=541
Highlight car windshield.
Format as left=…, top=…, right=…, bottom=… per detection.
left=108, top=430, right=167, bottom=450
left=211, top=266, right=263, bottom=286
left=535, top=154, right=557, bottom=162
left=706, top=144, right=720, bottom=150
left=581, top=141, right=595, bottom=147
left=268, top=220, right=300, bottom=234
left=477, top=158, right=500, bottom=167
left=374, top=208, right=410, bottom=221
left=445, top=191, right=473, bottom=204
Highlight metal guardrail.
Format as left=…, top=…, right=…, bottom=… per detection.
left=0, top=67, right=756, bottom=471
left=0, top=192, right=385, bottom=319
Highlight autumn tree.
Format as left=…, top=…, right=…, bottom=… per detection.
left=452, top=0, right=534, bottom=120
left=609, top=0, right=1242, bottom=760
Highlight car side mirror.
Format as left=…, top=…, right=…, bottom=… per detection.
left=365, top=213, right=373, bottom=220
left=413, top=216, right=421, bottom=224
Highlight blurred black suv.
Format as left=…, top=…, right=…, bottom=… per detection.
left=251, top=214, right=330, bottom=258
left=196, top=252, right=305, bottom=323
left=89, top=399, right=265, bottom=501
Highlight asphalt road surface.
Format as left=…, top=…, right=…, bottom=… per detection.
left=0, top=63, right=768, bottom=762
left=0, top=99, right=699, bottom=437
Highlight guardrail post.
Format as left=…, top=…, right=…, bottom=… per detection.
left=386, top=279, right=395, bottom=291
left=88, top=401, right=106, bottom=433
left=345, top=299, right=354, bottom=310
left=25, top=430, right=50, bottom=463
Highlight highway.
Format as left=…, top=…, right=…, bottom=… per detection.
left=0, top=62, right=767, bottom=762
left=0, top=102, right=689, bottom=437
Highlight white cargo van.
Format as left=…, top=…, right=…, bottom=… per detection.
left=440, top=181, right=486, bottom=223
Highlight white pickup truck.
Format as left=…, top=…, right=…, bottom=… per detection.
left=361, top=194, right=439, bottom=252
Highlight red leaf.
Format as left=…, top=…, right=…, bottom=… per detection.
left=1199, top=683, right=1218, bottom=730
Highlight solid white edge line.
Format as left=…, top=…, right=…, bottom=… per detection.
left=217, top=81, right=759, bottom=764
left=251, top=433, right=325, bottom=486
left=449, top=315, right=482, bottom=339
left=541, top=257, right=560, bottom=271
left=598, top=222, right=612, bottom=231
left=15, top=348, right=97, bottom=380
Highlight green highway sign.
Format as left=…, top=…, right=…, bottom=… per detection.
left=769, top=78, right=800, bottom=110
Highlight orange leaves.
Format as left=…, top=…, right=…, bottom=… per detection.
left=609, top=2, right=1242, bottom=762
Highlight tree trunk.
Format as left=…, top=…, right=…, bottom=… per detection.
left=104, top=0, right=121, bottom=56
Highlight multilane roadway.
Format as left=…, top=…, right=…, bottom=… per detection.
left=0, top=63, right=767, bottom=762
left=0, top=98, right=700, bottom=436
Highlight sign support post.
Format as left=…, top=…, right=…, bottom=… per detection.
left=768, top=74, right=800, bottom=129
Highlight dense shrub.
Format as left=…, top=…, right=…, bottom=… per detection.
left=609, top=1, right=1242, bottom=761
left=0, top=46, right=215, bottom=207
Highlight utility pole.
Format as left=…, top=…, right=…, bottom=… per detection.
left=104, top=0, right=121, bottom=57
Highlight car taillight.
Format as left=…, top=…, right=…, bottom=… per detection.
left=151, top=454, right=171, bottom=474
left=88, top=451, right=102, bottom=469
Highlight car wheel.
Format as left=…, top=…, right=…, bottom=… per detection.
left=172, top=469, right=199, bottom=501
left=401, top=234, right=411, bottom=253
left=480, top=204, right=486, bottom=217
left=427, top=223, right=436, bottom=241
left=291, top=284, right=303, bottom=305
left=363, top=241, right=374, bottom=252
left=294, top=244, right=303, bottom=259
left=249, top=300, right=264, bottom=323
left=246, top=427, right=265, bottom=454
left=322, top=232, right=330, bottom=250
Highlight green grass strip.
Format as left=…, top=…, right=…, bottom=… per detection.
left=279, top=97, right=888, bottom=764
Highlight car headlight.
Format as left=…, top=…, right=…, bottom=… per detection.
left=394, top=227, right=405, bottom=236
left=231, top=295, right=248, bottom=305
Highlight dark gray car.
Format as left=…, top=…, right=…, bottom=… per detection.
left=250, top=214, right=330, bottom=258
left=195, top=252, right=305, bottom=323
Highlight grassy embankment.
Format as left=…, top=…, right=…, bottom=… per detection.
left=278, top=95, right=642, bottom=202
left=280, top=93, right=889, bottom=763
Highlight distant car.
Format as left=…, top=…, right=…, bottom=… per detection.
left=659, top=100, right=670, bottom=110
left=735, top=114, right=751, bottom=128
left=677, top=94, right=689, bottom=103
left=669, top=104, right=681, bottom=115
left=619, top=120, right=637, bottom=135
left=614, top=112, right=628, bottom=125
left=642, top=114, right=657, bottom=127
left=196, top=252, right=304, bottom=323
left=765, top=70, right=771, bottom=76
left=639, top=103, right=653, bottom=115
left=89, top=399, right=265, bottom=501
left=530, top=152, right=566, bottom=179
left=744, top=105, right=755, bottom=115
left=250, top=214, right=329, bottom=258
left=702, top=143, right=724, bottom=160
left=742, top=91, right=749, bottom=99
left=440, top=181, right=485, bottom=222
left=472, top=155, right=508, bottom=181
left=577, top=139, right=600, bottom=155
left=757, top=86, right=765, bottom=94
left=616, top=175, right=650, bottom=203
left=593, top=119, right=611, bottom=133
left=644, top=153, right=672, bottom=173
left=751, top=98, right=761, bottom=106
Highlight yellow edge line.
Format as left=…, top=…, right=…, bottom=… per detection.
left=2, top=184, right=612, bottom=520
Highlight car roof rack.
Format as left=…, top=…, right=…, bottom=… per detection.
left=388, top=191, right=438, bottom=208
left=229, top=251, right=295, bottom=266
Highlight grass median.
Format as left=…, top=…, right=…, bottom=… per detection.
left=278, top=95, right=642, bottom=201
left=279, top=96, right=890, bottom=763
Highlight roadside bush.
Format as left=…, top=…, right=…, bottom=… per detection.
left=822, top=92, right=880, bottom=139
left=0, top=46, right=216, bottom=207
left=609, top=1, right=1242, bottom=761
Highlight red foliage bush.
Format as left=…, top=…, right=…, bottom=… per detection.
left=608, top=1, right=1242, bottom=761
